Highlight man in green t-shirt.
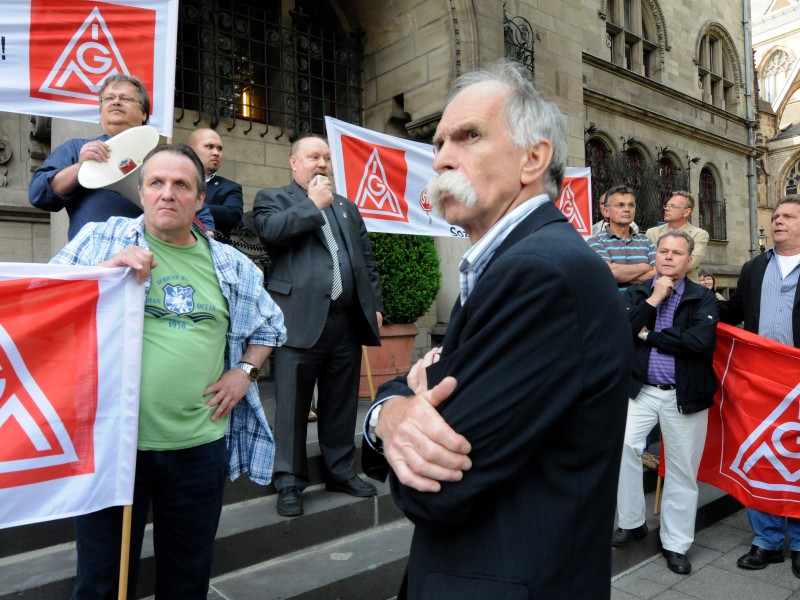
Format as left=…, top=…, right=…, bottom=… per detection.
left=51, top=143, right=286, bottom=600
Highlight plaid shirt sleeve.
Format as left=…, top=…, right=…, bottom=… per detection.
left=213, top=242, right=286, bottom=485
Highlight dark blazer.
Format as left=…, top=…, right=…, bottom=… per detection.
left=623, top=278, right=718, bottom=413
left=720, top=250, right=800, bottom=347
left=205, top=174, right=244, bottom=234
left=252, top=180, right=383, bottom=349
left=364, top=202, right=631, bottom=599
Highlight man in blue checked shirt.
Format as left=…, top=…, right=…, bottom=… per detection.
left=50, top=143, right=286, bottom=600
left=587, top=184, right=656, bottom=293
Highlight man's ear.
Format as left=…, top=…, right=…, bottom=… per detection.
left=520, top=140, right=554, bottom=187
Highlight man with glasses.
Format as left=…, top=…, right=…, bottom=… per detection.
left=646, top=191, right=709, bottom=281
left=587, top=185, right=656, bottom=293
left=29, top=74, right=213, bottom=239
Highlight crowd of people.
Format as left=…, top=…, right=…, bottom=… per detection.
left=31, top=73, right=384, bottom=599
left=28, top=64, right=800, bottom=598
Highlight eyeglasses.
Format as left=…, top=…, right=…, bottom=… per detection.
left=100, top=95, right=141, bottom=105
left=663, top=204, right=688, bottom=211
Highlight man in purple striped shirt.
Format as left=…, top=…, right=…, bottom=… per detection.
left=612, top=230, right=719, bottom=575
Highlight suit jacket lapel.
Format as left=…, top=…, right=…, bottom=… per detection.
left=288, top=180, right=328, bottom=247
left=484, top=201, right=565, bottom=272
left=329, top=197, right=356, bottom=256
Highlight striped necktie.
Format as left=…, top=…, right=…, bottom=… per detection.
left=319, top=210, right=343, bottom=300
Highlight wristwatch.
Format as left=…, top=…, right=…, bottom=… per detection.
left=367, top=403, right=383, bottom=444
left=236, top=362, right=260, bottom=382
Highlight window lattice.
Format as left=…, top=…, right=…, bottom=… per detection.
left=699, top=168, right=727, bottom=240
left=175, top=0, right=363, bottom=138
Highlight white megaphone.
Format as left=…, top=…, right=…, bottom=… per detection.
left=78, top=125, right=160, bottom=207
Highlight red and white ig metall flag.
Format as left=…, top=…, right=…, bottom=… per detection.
left=699, top=323, right=800, bottom=518
left=0, top=263, right=143, bottom=529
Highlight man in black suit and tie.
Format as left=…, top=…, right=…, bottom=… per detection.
left=253, top=135, right=384, bottom=517
left=362, top=60, right=631, bottom=598
left=189, top=128, right=244, bottom=236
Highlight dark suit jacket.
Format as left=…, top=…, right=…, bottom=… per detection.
left=364, top=202, right=632, bottom=599
left=719, top=250, right=800, bottom=347
left=205, top=174, right=244, bottom=234
left=252, top=180, right=383, bottom=349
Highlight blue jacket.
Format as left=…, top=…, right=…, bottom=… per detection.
left=30, top=136, right=215, bottom=239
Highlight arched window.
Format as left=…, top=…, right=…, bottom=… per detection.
left=175, top=0, right=363, bottom=136
left=761, top=50, right=794, bottom=104
left=623, top=148, right=659, bottom=228
left=786, top=161, right=800, bottom=196
left=698, top=167, right=727, bottom=240
left=658, top=158, right=678, bottom=206
left=624, top=148, right=644, bottom=193
left=605, top=0, right=661, bottom=78
left=698, top=30, right=736, bottom=110
left=585, top=139, right=611, bottom=224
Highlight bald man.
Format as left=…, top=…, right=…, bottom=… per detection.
left=188, top=128, right=244, bottom=235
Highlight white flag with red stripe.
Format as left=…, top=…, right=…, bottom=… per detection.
left=0, top=263, right=143, bottom=529
left=0, top=0, right=178, bottom=136
left=325, top=117, right=593, bottom=238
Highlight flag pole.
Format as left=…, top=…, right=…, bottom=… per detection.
left=362, top=346, right=376, bottom=402
left=117, top=504, right=133, bottom=600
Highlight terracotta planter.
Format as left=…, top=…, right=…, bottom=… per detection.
left=359, top=323, right=419, bottom=400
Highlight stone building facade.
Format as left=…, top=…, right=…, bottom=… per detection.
left=0, top=0, right=758, bottom=300
left=753, top=0, right=800, bottom=250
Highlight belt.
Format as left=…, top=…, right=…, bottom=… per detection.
left=647, top=383, right=676, bottom=391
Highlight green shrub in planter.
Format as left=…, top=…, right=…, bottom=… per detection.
left=369, top=232, right=441, bottom=325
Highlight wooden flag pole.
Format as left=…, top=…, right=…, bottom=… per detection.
left=362, top=345, right=376, bottom=402
left=117, top=504, right=133, bottom=600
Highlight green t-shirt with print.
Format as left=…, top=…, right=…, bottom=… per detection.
left=138, top=230, right=230, bottom=450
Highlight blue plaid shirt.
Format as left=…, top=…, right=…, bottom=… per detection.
left=51, top=216, right=287, bottom=485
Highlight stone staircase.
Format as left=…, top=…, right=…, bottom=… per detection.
left=0, top=381, right=743, bottom=600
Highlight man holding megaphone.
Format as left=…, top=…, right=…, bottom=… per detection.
left=29, top=74, right=214, bottom=240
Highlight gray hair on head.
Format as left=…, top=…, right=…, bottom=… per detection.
left=446, top=59, right=567, bottom=201
left=98, top=74, right=150, bottom=123
left=775, top=194, right=800, bottom=212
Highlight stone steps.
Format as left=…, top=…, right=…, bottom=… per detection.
left=0, top=395, right=744, bottom=600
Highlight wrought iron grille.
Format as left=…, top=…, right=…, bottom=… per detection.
left=584, top=142, right=690, bottom=231
left=503, top=5, right=539, bottom=81
left=699, top=168, right=727, bottom=241
left=175, top=0, right=363, bottom=138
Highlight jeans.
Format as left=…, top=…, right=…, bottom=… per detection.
left=72, top=438, right=229, bottom=600
left=749, top=508, right=800, bottom=552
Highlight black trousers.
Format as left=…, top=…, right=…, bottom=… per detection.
left=272, top=306, right=361, bottom=490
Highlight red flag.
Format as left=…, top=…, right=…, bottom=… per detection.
left=699, top=323, right=800, bottom=518
left=0, top=263, right=143, bottom=529
left=555, top=169, right=592, bottom=238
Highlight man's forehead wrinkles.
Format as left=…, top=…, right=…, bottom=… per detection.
left=435, top=118, right=482, bottom=140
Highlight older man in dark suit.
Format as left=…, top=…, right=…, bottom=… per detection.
left=253, top=135, right=384, bottom=517
left=362, top=60, right=631, bottom=599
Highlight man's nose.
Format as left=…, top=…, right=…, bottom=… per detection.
left=432, top=144, right=454, bottom=173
